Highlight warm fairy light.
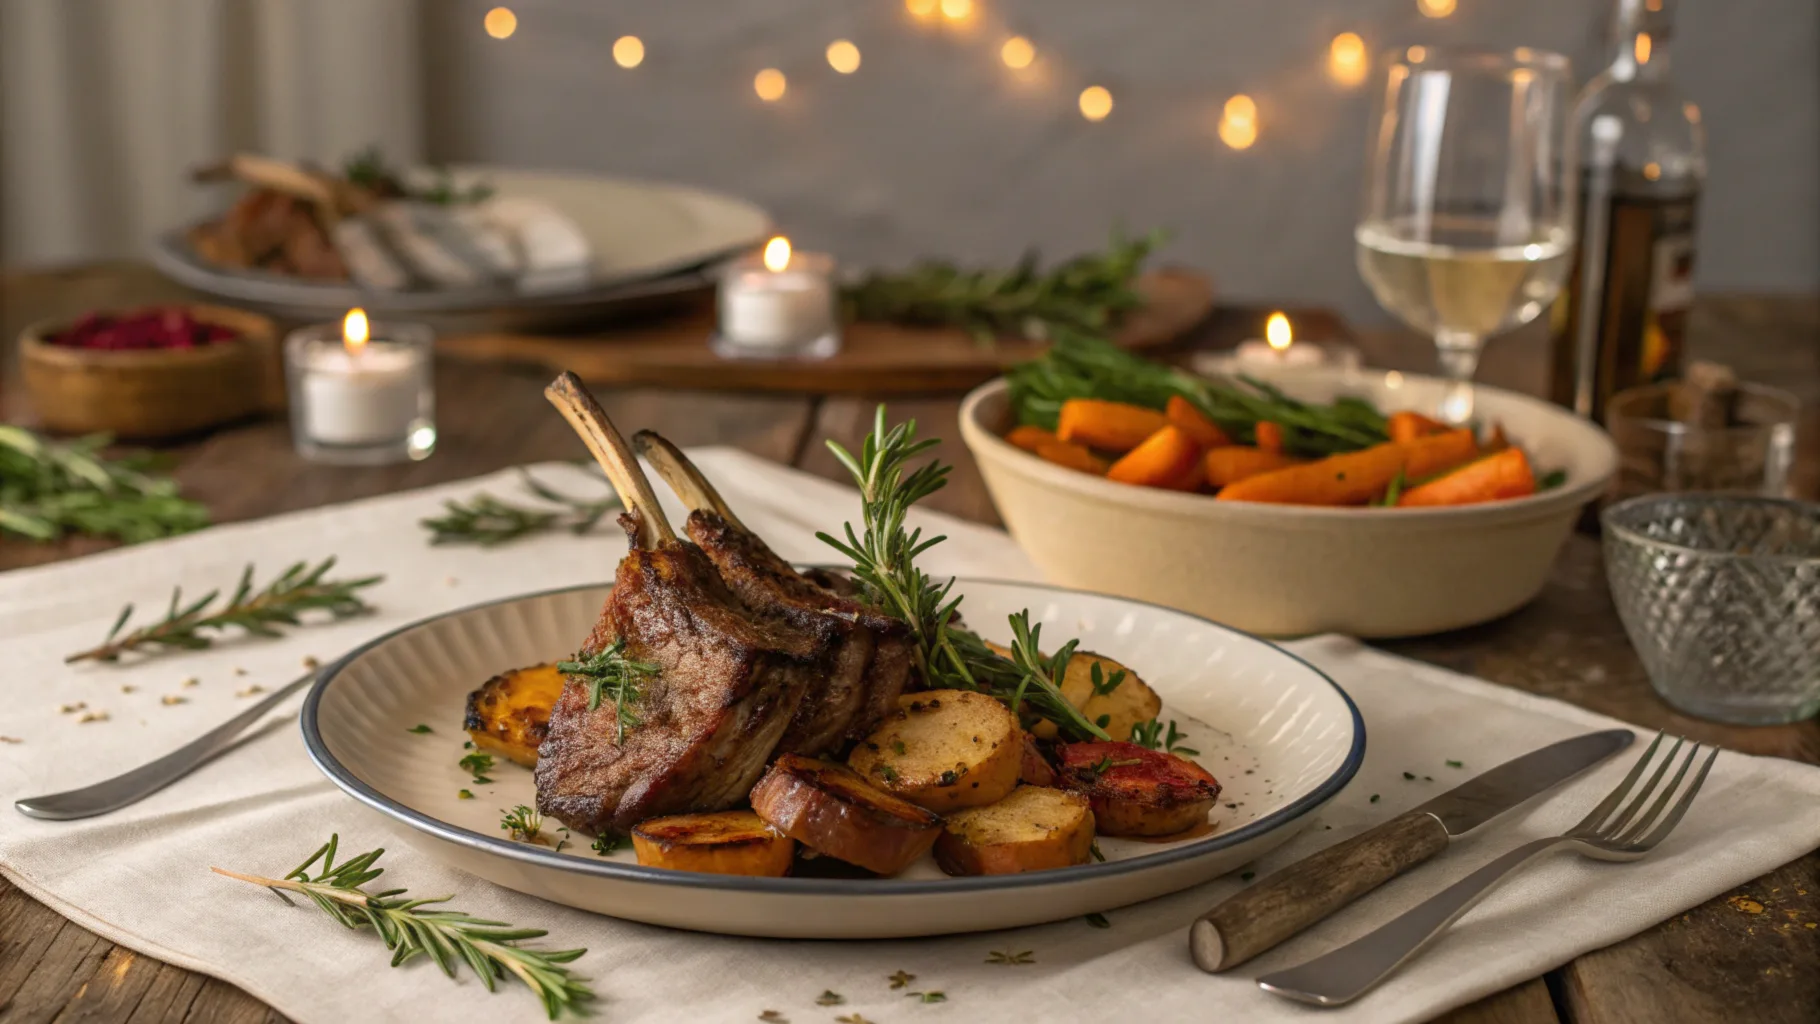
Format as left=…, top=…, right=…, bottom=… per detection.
left=1001, top=36, right=1035, bottom=69
left=906, top=0, right=937, bottom=18
left=1684, top=102, right=1701, bottom=123
left=343, top=308, right=370, bottom=353
left=1219, top=93, right=1259, bottom=149
left=1079, top=86, right=1113, bottom=122
left=1224, top=94, right=1257, bottom=125
left=1418, top=0, right=1456, bottom=17
left=613, top=36, right=644, bottom=68
left=754, top=68, right=787, bottom=102
left=483, top=7, right=517, bottom=39
left=763, top=237, right=792, bottom=273
left=1634, top=33, right=1652, bottom=65
left=1407, top=45, right=1427, bottom=62
left=939, top=0, right=973, bottom=21
left=1328, top=32, right=1368, bottom=86
left=1643, top=162, right=1662, bottom=181
left=827, top=39, right=861, bottom=74
left=1265, top=312, right=1292, bottom=351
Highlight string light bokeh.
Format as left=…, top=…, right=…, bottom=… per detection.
left=827, top=39, right=862, bottom=74
left=612, top=36, right=644, bottom=69
left=1418, top=0, right=1457, bottom=17
left=1000, top=36, right=1035, bottom=70
left=1078, top=86, right=1113, bottom=122
left=754, top=68, right=787, bottom=103
left=1219, top=94, right=1259, bottom=150
left=1328, top=32, right=1368, bottom=87
left=483, top=7, right=516, bottom=40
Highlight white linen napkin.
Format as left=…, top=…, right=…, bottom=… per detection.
left=2, top=448, right=1816, bottom=1024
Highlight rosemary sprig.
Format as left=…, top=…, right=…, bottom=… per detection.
left=842, top=230, right=1162, bottom=345
left=212, top=835, right=591, bottom=1019
left=0, top=426, right=209, bottom=544
left=817, top=408, right=1109, bottom=741
left=422, top=468, right=620, bottom=546
left=65, top=558, right=382, bottom=664
left=1130, top=718, right=1199, bottom=756
left=557, top=639, right=659, bottom=744
left=501, top=805, right=546, bottom=843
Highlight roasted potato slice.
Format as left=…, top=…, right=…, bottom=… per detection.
left=934, top=785, right=1095, bottom=876
left=630, top=810, right=795, bottom=876
left=464, top=663, right=565, bottom=766
left=1057, top=741, right=1221, bottom=837
left=848, top=690, right=1022, bottom=812
left=1019, top=731, right=1058, bottom=787
left=750, top=754, right=943, bottom=875
left=982, top=642, right=1161, bottom=743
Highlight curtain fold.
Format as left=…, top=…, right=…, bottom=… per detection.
left=1, top=0, right=423, bottom=266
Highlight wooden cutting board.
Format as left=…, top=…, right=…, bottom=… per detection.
left=437, top=268, right=1213, bottom=393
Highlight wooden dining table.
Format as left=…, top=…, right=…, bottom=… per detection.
left=2, top=262, right=1815, bottom=1024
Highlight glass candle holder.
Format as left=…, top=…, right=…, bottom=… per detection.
left=710, top=245, right=840, bottom=361
left=1606, top=381, right=1797, bottom=502
left=285, top=318, right=436, bottom=465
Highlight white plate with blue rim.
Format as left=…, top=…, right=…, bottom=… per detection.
left=301, top=578, right=1364, bottom=938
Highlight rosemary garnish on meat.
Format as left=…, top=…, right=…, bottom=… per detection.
left=557, top=639, right=659, bottom=743
left=65, top=558, right=382, bottom=664
left=818, top=408, right=1110, bottom=741
left=212, top=835, right=592, bottom=1019
left=0, top=426, right=209, bottom=544
left=422, top=468, right=620, bottom=546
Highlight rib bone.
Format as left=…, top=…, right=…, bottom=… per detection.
left=632, top=430, right=746, bottom=531
left=543, top=372, right=676, bottom=549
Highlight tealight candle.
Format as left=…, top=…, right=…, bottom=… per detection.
left=285, top=309, right=436, bottom=465
left=711, top=237, right=840, bottom=360
left=1193, top=312, right=1363, bottom=377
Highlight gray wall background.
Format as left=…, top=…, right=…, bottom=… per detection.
left=423, top=0, right=1819, bottom=326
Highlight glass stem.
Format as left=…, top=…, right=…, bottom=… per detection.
left=1435, top=329, right=1482, bottom=424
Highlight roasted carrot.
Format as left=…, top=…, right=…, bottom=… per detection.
left=1165, top=395, right=1231, bottom=449
left=1006, top=425, right=1058, bottom=453
left=1106, top=426, right=1202, bottom=489
left=1388, top=410, right=1447, bottom=443
left=1202, top=447, right=1303, bottom=487
left=1398, top=447, right=1536, bottom=507
left=1034, top=439, right=1109, bottom=475
left=1165, top=452, right=1208, bottom=492
left=1216, top=428, right=1480, bottom=506
left=1254, top=420, right=1286, bottom=454
left=1056, top=399, right=1170, bottom=453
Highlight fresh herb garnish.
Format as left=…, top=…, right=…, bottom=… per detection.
left=1378, top=469, right=1407, bottom=507
left=422, top=468, right=620, bottom=546
left=557, top=639, right=659, bottom=744
left=891, top=741, right=907, bottom=756
left=65, top=559, right=382, bottom=664
left=1538, top=469, right=1568, bottom=491
left=1084, top=912, right=1111, bottom=928
left=1369, top=794, right=1380, bottom=803
left=816, top=990, right=845, bottom=1006
left=590, top=832, right=627, bottom=857
left=1090, top=842, right=1106, bottom=862
left=458, top=789, right=475, bottom=800
left=1241, top=871, right=1256, bottom=882
left=1088, top=661, right=1126, bottom=697
left=343, top=147, right=495, bottom=206
left=1403, top=771, right=1416, bottom=780
left=0, top=426, right=209, bottom=544
left=1130, top=718, right=1197, bottom=756
left=842, top=230, right=1161, bottom=345
left=909, top=991, right=947, bottom=1003
left=501, top=805, right=545, bottom=844
left=758, top=1012, right=788, bottom=1023
left=407, top=724, right=433, bottom=735
left=876, top=764, right=900, bottom=783
left=887, top=970, right=916, bottom=989
left=459, top=752, right=496, bottom=784
left=1446, top=759, right=1464, bottom=768
left=211, top=835, right=591, bottom=1019
left=985, top=948, right=1036, bottom=965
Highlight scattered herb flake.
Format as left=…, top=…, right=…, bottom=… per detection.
left=161, top=694, right=187, bottom=705
left=1241, top=871, right=1255, bottom=882
left=911, top=991, right=947, bottom=1003
left=816, top=990, right=845, bottom=1006
left=986, top=948, right=1035, bottom=965
left=1402, top=771, right=1416, bottom=780
left=835, top=1015, right=873, bottom=1024
left=591, top=832, right=627, bottom=857
left=887, top=969, right=915, bottom=989
left=1090, top=842, right=1106, bottom=863
left=1446, top=759, right=1463, bottom=768
left=459, top=751, right=496, bottom=784
left=408, top=724, right=433, bottom=734
left=77, top=710, right=109, bottom=723
left=0, top=736, right=20, bottom=744
left=1370, top=794, right=1380, bottom=803
left=1084, top=912, right=1110, bottom=928
left=235, top=685, right=265, bottom=698
left=876, top=764, right=900, bottom=783
left=892, top=741, right=907, bottom=756
left=457, top=789, right=474, bottom=800
left=500, top=804, right=544, bottom=844
left=758, top=1012, right=789, bottom=1023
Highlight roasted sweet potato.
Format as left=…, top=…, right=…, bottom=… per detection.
left=464, top=663, right=565, bottom=767
left=630, top=810, right=795, bottom=876
left=750, top=754, right=943, bottom=875
left=1057, top=741, right=1221, bottom=837
left=848, top=690, right=1023, bottom=812
left=934, top=786, right=1095, bottom=876
left=1020, top=731, right=1058, bottom=787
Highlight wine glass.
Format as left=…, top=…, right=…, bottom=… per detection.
left=1356, top=47, right=1576, bottom=422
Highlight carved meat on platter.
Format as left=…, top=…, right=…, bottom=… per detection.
left=633, top=431, right=915, bottom=756
left=534, top=374, right=832, bottom=834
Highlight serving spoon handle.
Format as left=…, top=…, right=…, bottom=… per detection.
left=14, top=669, right=318, bottom=821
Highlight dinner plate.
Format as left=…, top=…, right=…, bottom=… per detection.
left=301, top=579, right=1363, bottom=938
left=148, top=167, right=769, bottom=331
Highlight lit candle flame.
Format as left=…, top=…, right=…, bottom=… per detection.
left=343, top=308, right=369, bottom=353
left=1634, top=33, right=1651, bottom=65
left=1265, top=312, right=1292, bottom=352
left=763, top=237, right=792, bottom=273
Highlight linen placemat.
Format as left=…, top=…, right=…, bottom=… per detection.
left=3, top=448, right=1817, bottom=1024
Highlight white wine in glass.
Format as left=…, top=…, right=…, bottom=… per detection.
left=1357, top=48, right=1576, bottom=422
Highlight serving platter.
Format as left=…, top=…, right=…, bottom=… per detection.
left=302, top=577, right=1362, bottom=938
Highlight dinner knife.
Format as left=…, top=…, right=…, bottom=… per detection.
left=1190, top=728, right=1633, bottom=973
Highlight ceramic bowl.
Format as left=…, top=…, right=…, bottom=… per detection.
left=958, top=369, right=1618, bottom=638
left=302, top=578, right=1363, bottom=938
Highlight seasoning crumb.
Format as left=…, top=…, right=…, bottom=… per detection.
left=77, top=710, right=109, bottom=723
left=233, top=667, right=247, bottom=676
left=162, top=695, right=187, bottom=706
left=758, top=1012, right=788, bottom=1023
left=236, top=685, right=266, bottom=698
left=815, top=990, right=844, bottom=1006
left=0, top=735, right=22, bottom=744
left=1241, top=871, right=1256, bottom=882
left=1402, top=771, right=1416, bottom=780
left=1728, top=896, right=1765, bottom=915
left=182, top=677, right=200, bottom=688
left=1369, top=794, right=1381, bottom=803
left=120, top=685, right=137, bottom=694
left=59, top=701, right=87, bottom=714
left=302, top=655, right=320, bottom=669
left=407, top=724, right=433, bottom=734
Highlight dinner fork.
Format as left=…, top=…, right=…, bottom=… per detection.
left=1256, top=732, right=1718, bottom=1007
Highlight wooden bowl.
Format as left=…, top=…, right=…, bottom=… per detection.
left=20, top=304, right=284, bottom=439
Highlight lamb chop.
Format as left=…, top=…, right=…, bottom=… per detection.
left=632, top=431, right=914, bottom=756
left=534, top=373, right=833, bottom=834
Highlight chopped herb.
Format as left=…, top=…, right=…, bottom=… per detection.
left=1084, top=912, right=1110, bottom=928
left=1163, top=720, right=1198, bottom=756
left=835, top=1016, right=874, bottom=1024
left=464, top=740, right=474, bottom=749
left=1402, top=771, right=1416, bottom=780
left=558, top=639, right=659, bottom=744
left=1090, top=842, right=1106, bottom=862
left=1369, top=794, right=1380, bottom=803
left=1538, top=468, right=1568, bottom=491
left=459, top=751, right=496, bottom=784
left=758, top=1012, right=789, bottom=1023
left=816, top=990, right=845, bottom=1006
left=910, top=991, right=947, bottom=1003
left=457, top=789, right=474, bottom=800
left=407, top=724, right=432, bottom=734
left=986, top=948, right=1036, bottom=965
left=1240, top=871, right=1255, bottom=882
left=1423, top=775, right=1433, bottom=781
left=1088, top=662, right=1127, bottom=697
left=1446, top=759, right=1463, bottom=768
left=591, top=832, right=627, bottom=857
left=500, top=805, right=544, bottom=844
left=892, top=741, right=907, bottom=755
left=876, top=764, right=900, bottom=783
left=1095, top=714, right=1111, bottom=728
left=887, top=969, right=915, bottom=989
left=1130, top=717, right=1197, bottom=755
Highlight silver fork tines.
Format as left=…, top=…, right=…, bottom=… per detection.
left=1257, top=732, right=1719, bottom=1008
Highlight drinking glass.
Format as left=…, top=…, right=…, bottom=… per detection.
left=1357, top=47, right=1577, bottom=421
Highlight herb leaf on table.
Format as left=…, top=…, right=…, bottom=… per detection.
left=422, top=468, right=620, bottom=546
left=212, top=835, right=592, bottom=1019
left=65, top=558, right=382, bottom=664
left=0, top=426, right=209, bottom=544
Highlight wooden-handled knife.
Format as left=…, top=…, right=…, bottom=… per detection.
left=1190, top=728, right=1634, bottom=972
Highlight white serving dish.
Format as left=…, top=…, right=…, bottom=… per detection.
left=958, top=369, right=1618, bottom=639
left=302, top=579, right=1363, bottom=938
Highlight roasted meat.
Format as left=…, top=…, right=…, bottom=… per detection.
left=633, top=431, right=915, bottom=756
left=534, top=374, right=833, bottom=834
